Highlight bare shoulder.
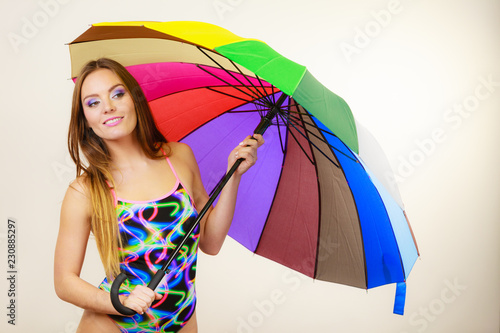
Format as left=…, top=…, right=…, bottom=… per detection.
left=164, top=141, right=193, bottom=155
left=58, top=176, right=93, bottom=226
left=162, top=142, right=201, bottom=197
left=67, top=175, right=90, bottom=198
left=163, top=141, right=197, bottom=164
left=62, top=175, right=92, bottom=215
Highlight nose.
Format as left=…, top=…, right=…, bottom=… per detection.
left=103, top=98, right=116, bottom=113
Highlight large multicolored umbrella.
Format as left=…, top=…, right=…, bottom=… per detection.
left=69, top=21, right=419, bottom=315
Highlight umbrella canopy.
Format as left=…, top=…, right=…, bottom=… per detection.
left=69, top=21, right=419, bottom=314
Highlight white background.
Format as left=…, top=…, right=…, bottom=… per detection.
left=1, top=0, right=499, bottom=332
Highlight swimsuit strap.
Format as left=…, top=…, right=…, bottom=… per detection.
left=160, top=145, right=181, bottom=184
left=160, top=144, right=196, bottom=207
left=106, top=180, right=119, bottom=208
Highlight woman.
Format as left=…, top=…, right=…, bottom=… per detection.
left=54, top=58, right=264, bottom=332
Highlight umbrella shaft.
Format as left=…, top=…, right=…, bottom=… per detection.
left=156, top=92, right=288, bottom=283
left=254, top=93, right=287, bottom=135
left=157, top=158, right=243, bottom=276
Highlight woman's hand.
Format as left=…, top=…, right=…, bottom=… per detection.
left=122, top=285, right=162, bottom=315
left=228, top=134, right=265, bottom=176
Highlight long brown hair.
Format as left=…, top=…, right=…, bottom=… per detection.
left=68, top=58, right=168, bottom=278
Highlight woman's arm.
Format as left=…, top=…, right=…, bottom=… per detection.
left=178, top=134, right=264, bottom=255
left=54, top=178, right=159, bottom=315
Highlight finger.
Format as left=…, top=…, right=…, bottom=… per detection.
left=136, top=284, right=156, bottom=297
left=132, top=285, right=151, bottom=296
left=155, top=292, right=163, bottom=300
left=124, top=297, right=147, bottom=315
left=239, top=150, right=257, bottom=163
left=238, top=137, right=254, bottom=148
left=237, top=144, right=258, bottom=157
left=128, top=291, right=150, bottom=306
left=136, top=300, right=149, bottom=314
left=239, top=146, right=258, bottom=159
left=130, top=285, right=157, bottom=305
left=236, top=153, right=257, bottom=169
left=134, top=293, right=154, bottom=305
left=252, top=134, right=265, bottom=146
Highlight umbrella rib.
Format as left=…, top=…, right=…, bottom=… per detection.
left=305, top=119, right=345, bottom=141
left=196, top=47, right=269, bottom=101
left=255, top=74, right=276, bottom=106
left=285, top=98, right=300, bottom=107
left=282, top=117, right=316, bottom=165
left=277, top=102, right=315, bottom=117
left=287, top=115, right=358, bottom=164
left=196, top=65, right=261, bottom=101
left=218, top=56, right=275, bottom=106
left=277, top=114, right=286, bottom=154
left=204, top=86, right=271, bottom=110
left=288, top=114, right=350, bottom=142
left=228, top=109, right=268, bottom=114
left=206, top=88, right=270, bottom=111
left=288, top=104, right=346, bottom=139
left=283, top=115, right=342, bottom=168
left=286, top=107, right=311, bottom=116
left=226, top=58, right=271, bottom=101
left=271, top=84, right=276, bottom=104
left=204, top=86, right=252, bottom=103
left=228, top=109, right=271, bottom=114
left=277, top=112, right=316, bottom=165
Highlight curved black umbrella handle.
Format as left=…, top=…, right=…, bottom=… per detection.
left=110, top=270, right=166, bottom=316
left=110, top=272, right=136, bottom=316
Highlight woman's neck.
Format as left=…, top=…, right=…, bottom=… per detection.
left=105, top=135, right=149, bottom=171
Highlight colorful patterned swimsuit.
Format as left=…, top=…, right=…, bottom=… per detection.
left=99, top=155, right=199, bottom=333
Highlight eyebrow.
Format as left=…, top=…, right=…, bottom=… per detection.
left=82, top=83, right=126, bottom=101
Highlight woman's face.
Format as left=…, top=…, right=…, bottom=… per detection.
left=81, top=68, right=137, bottom=143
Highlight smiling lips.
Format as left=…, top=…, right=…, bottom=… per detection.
left=103, top=116, right=124, bottom=126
